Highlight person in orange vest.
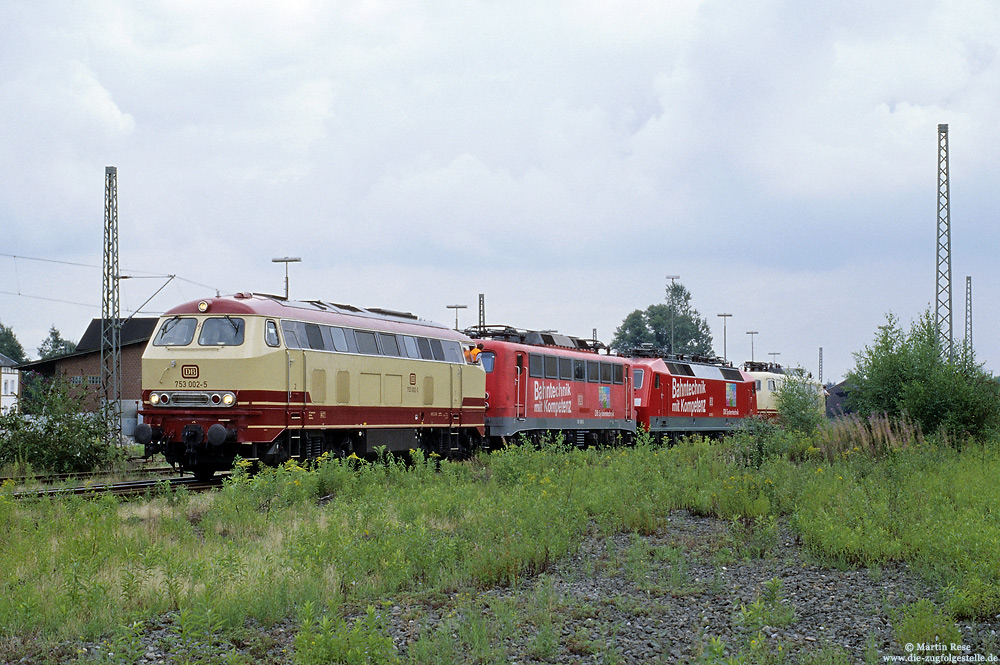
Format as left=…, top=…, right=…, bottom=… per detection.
left=469, top=342, right=484, bottom=363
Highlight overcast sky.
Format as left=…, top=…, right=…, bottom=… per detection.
left=2, top=0, right=998, bottom=383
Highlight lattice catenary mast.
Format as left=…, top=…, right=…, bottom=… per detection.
left=101, top=166, right=122, bottom=446
left=935, top=124, right=953, bottom=360
left=965, top=275, right=972, bottom=351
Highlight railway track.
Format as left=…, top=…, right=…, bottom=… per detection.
left=7, top=475, right=225, bottom=500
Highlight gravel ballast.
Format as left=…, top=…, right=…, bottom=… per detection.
left=50, top=511, right=1000, bottom=663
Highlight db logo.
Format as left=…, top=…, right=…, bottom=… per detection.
left=181, top=365, right=200, bottom=379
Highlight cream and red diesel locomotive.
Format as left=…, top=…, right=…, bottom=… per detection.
left=136, top=293, right=760, bottom=477
left=136, top=293, right=487, bottom=478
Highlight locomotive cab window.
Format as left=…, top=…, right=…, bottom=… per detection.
left=153, top=317, right=197, bottom=346
left=480, top=351, right=496, bottom=373
left=198, top=317, right=245, bottom=346
left=633, top=369, right=644, bottom=390
left=265, top=320, right=280, bottom=347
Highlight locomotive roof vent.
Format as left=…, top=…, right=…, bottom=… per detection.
left=629, top=344, right=731, bottom=368
left=464, top=325, right=609, bottom=352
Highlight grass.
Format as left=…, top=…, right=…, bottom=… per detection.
left=1, top=425, right=999, bottom=662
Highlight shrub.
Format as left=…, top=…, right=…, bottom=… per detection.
left=775, top=369, right=826, bottom=433
left=893, top=599, right=963, bottom=653
left=846, top=310, right=1000, bottom=440
left=0, top=377, right=122, bottom=474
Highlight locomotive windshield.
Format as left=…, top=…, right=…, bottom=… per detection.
left=198, top=317, right=246, bottom=346
left=153, top=317, right=197, bottom=346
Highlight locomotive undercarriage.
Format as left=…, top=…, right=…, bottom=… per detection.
left=141, top=422, right=485, bottom=479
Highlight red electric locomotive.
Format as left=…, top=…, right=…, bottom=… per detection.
left=630, top=347, right=757, bottom=439
left=466, top=327, right=636, bottom=447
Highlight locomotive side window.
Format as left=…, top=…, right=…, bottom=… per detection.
left=378, top=333, right=401, bottom=357
left=153, top=317, right=197, bottom=346
left=755, top=380, right=762, bottom=390
left=544, top=355, right=558, bottom=379
left=587, top=361, right=600, bottom=383
left=573, top=360, right=586, bottom=381
left=558, top=357, right=572, bottom=381
left=767, top=379, right=777, bottom=391
left=416, top=337, right=434, bottom=360
left=528, top=353, right=543, bottom=378
left=429, top=339, right=446, bottom=361
left=199, top=317, right=245, bottom=346
left=281, top=321, right=303, bottom=348
left=265, top=320, right=280, bottom=347
left=633, top=368, right=644, bottom=390
left=327, top=326, right=351, bottom=352
left=600, top=362, right=613, bottom=384
left=480, top=351, right=495, bottom=373
left=613, top=364, right=624, bottom=385
left=355, top=330, right=379, bottom=355
left=442, top=340, right=464, bottom=363
left=304, top=323, right=325, bottom=350
left=401, top=336, right=420, bottom=359
left=654, top=374, right=661, bottom=389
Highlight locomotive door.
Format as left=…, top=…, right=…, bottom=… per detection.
left=624, top=364, right=634, bottom=422
left=514, top=353, right=526, bottom=420
left=286, top=349, right=307, bottom=434
left=450, top=364, right=463, bottom=422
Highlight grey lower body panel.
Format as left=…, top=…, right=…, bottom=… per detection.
left=485, top=416, right=635, bottom=438
left=648, top=417, right=743, bottom=433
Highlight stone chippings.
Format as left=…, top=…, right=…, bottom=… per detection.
left=59, top=511, right=1000, bottom=663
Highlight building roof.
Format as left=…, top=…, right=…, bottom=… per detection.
left=0, top=351, right=18, bottom=368
left=76, top=318, right=159, bottom=352
left=16, top=317, right=158, bottom=373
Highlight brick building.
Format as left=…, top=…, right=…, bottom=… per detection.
left=17, top=318, right=158, bottom=434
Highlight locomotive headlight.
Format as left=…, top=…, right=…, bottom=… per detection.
left=222, top=393, right=235, bottom=406
left=198, top=300, right=210, bottom=312
left=149, top=393, right=160, bottom=405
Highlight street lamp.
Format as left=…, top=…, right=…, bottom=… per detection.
left=717, top=313, right=732, bottom=362
left=446, top=304, right=467, bottom=331
left=271, top=257, right=301, bottom=300
left=746, top=331, right=758, bottom=362
left=666, top=275, right=680, bottom=354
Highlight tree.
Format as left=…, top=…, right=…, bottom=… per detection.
left=37, top=325, right=77, bottom=359
left=775, top=369, right=826, bottom=433
left=0, top=321, right=27, bottom=363
left=611, top=282, right=714, bottom=356
left=846, top=309, right=1000, bottom=438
